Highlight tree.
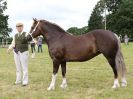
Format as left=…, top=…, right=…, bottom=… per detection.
left=67, top=26, right=88, bottom=35
left=107, top=0, right=133, bottom=37
left=0, top=0, right=12, bottom=37
left=88, top=0, right=133, bottom=38
left=88, top=0, right=105, bottom=31
left=105, top=0, right=122, bottom=13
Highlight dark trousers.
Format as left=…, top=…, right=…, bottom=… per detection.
left=31, top=43, right=36, bottom=53
left=38, top=45, right=43, bottom=53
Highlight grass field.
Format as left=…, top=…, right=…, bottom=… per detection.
left=0, top=43, right=133, bottom=99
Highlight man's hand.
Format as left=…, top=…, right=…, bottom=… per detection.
left=33, top=38, right=37, bottom=44
left=7, top=48, right=12, bottom=54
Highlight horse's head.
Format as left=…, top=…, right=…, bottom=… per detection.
left=27, top=18, right=67, bottom=42
left=26, top=18, right=41, bottom=41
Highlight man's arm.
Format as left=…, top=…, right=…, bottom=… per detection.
left=7, top=36, right=15, bottom=53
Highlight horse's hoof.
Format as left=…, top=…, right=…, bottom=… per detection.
left=47, top=86, right=55, bottom=91
left=121, top=82, right=127, bottom=87
left=60, top=83, right=67, bottom=89
left=112, top=84, right=120, bottom=89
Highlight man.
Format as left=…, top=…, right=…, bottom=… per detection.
left=30, top=40, right=36, bottom=58
left=7, top=22, right=29, bottom=86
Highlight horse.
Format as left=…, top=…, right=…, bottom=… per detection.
left=26, top=18, right=127, bottom=91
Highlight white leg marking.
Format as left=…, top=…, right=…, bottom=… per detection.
left=121, top=78, right=127, bottom=87
left=60, top=78, right=67, bottom=89
left=112, top=79, right=120, bottom=89
left=47, top=74, right=57, bottom=91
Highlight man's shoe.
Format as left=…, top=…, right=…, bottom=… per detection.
left=14, top=81, right=21, bottom=85
left=22, top=84, right=28, bottom=87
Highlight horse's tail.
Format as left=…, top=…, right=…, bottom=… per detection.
left=115, top=34, right=126, bottom=78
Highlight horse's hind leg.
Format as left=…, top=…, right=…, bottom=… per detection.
left=60, top=62, right=67, bottom=89
left=47, top=60, right=60, bottom=91
left=106, top=57, right=120, bottom=88
left=115, top=50, right=127, bottom=87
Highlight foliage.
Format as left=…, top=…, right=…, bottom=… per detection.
left=105, top=0, right=122, bottom=13
left=6, top=37, right=13, bottom=44
left=88, top=0, right=133, bottom=38
left=67, top=26, right=88, bottom=35
left=88, top=0, right=105, bottom=31
left=107, top=0, right=133, bottom=37
left=0, top=0, right=12, bottom=38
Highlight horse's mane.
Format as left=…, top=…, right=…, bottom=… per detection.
left=41, top=20, right=66, bottom=33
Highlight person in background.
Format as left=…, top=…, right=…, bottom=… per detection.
left=118, top=34, right=122, bottom=42
left=124, top=34, right=129, bottom=45
left=7, top=22, right=29, bottom=86
left=37, top=36, right=43, bottom=53
left=30, top=40, right=36, bottom=58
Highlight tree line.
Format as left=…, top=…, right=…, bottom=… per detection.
left=0, top=0, right=133, bottom=39
left=0, top=0, right=12, bottom=44
left=67, top=0, right=133, bottom=38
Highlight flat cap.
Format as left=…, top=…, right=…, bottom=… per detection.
left=16, top=22, right=23, bottom=27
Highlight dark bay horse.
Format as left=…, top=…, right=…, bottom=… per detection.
left=27, top=18, right=127, bottom=90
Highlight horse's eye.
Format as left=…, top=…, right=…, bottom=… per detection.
left=31, top=27, right=34, bottom=29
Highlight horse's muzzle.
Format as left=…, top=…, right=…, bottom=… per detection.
left=26, top=34, right=32, bottom=41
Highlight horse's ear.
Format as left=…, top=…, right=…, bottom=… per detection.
left=33, top=18, right=37, bottom=22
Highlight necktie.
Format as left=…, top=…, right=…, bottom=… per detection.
left=18, top=33, right=21, bottom=37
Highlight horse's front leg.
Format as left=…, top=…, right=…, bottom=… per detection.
left=60, top=62, right=67, bottom=89
left=47, top=60, right=60, bottom=91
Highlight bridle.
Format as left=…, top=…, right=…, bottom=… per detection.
left=29, top=21, right=40, bottom=38
left=28, top=21, right=40, bottom=42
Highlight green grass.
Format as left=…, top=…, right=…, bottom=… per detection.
left=0, top=43, right=133, bottom=99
